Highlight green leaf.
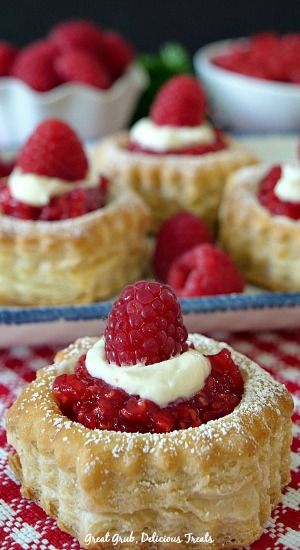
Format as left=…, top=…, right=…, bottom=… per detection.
left=160, top=42, right=193, bottom=73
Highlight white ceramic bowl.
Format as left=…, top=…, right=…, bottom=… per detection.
left=194, top=39, right=300, bottom=131
left=0, top=63, right=147, bottom=148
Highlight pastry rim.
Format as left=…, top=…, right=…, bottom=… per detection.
left=222, top=163, right=300, bottom=226
left=219, top=163, right=300, bottom=291
left=0, top=185, right=149, bottom=236
left=92, top=133, right=258, bottom=233
left=7, top=332, right=293, bottom=470
left=0, top=186, right=151, bottom=305
left=6, top=334, right=293, bottom=549
left=92, top=132, right=255, bottom=167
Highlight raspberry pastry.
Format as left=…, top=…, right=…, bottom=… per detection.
left=220, top=163, right=300, bottom=291
left=7, top=281, right=293, bottom=549
left=0, top=119, right=150, bottom=305
left=92, top=75, right=257, bottom=231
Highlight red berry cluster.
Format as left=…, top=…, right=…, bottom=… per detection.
left=1, top=19, right=134, bottom=91
left=52, top=347, right=244, bottom=433
left=213, top=31, right=300, bottom=84
left=258, top=165, right=300, bottom=219
left=153, top=212, right=245, bottom=297
left=153, top=212, right=213, bottom=281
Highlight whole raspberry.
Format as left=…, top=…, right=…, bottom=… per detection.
left=0, top=41, right=18, bottom=76
left=55, top=49, right=111, bottom=89
left=11, top=40, right=59, bottom=91
left=153, top=212, right=213, bottom=282
left=101, top=31, right=134, bottom=79
left=168, top=244, right=245, bottom=297
left=104, top=281, right=188, bottom=366
left=150, top=75, right=207, bottom=127
left=49, top=19, right=104, bottom=56
left=17, top=119, right=88, bottom=181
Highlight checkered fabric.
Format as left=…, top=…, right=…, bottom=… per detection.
left=0, top=331, right=299, bottom=550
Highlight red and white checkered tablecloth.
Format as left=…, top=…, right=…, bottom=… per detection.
left=0, top=331, right=299, bottom=550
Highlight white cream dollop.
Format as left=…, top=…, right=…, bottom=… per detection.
left=85, top=338, right=211, bottom=408
left=8, top=168, right=98, bottom=207
left=130, top=117, right=215, bottom=153
left=274, top=164, right=300, bottom=203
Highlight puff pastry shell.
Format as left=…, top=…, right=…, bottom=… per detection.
left=6, top=333, right=293, bottom=549
left=220, top=164, right=300, bottom=291
left=0, top=188, right=151, bottom=305
left=92, top=133, right=257, bottom=232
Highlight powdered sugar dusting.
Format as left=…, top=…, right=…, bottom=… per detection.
left=15, top=334, right=291, bottom=460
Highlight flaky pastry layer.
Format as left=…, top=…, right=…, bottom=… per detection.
left=0, top=188, right=151, bottom=305
left=91, top=133, right=257, bottom=232
left=6, top=334, right=293, bottom=549
left=220, top=164, right=300, bottom=291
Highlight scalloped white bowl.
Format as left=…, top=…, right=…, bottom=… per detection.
left=194, top=39, right=300, bottom=131
left=0, top=63, right=147, bottom=148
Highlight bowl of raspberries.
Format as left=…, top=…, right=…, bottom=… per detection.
left=194, top=32, right=300, bottom=131
left=0, top=19, right=147, bottom=147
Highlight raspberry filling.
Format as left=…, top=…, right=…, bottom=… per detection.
left=0, top=176, right=109, bottom=221
left=52, top=347, right=244, bottom=433
left=127, top=129, right=226, bottom=156
left=258, top=165, right=300, bottom=219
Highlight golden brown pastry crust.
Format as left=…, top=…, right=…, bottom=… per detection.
left=6, top=334, right=293, bottom=550
left=220, top=164, right=300, bottom=291
left=91, top=133, right=257, bottom=232
left=0, top=188, right=151, bottom=305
